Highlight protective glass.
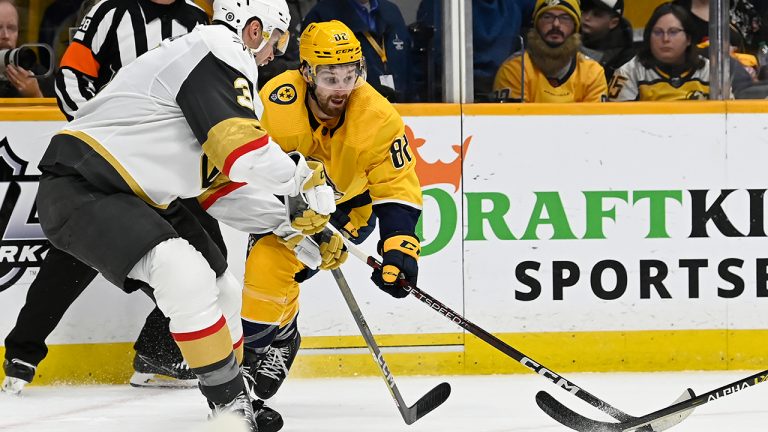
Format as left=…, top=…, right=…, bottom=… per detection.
left=311, top=61, right=367, bottom=91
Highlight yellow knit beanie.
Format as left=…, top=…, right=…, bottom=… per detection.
left=534, top=0, right=582, bottom=31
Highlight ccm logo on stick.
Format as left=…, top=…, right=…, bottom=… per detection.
left=521, top=357, right=581, bottom=395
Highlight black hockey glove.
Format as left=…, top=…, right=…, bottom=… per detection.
left=370, top=232, right=420, bottom=298
left=330, top=210, right=360, bottom=241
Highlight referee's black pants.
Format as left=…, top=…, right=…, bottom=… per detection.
left=3, top=198, right=227, bottom=369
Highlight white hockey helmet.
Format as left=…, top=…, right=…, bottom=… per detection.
left=213, top=0, right=291, bottom=55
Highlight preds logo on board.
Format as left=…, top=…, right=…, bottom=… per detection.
left=269, top=84, right=297, bottom=105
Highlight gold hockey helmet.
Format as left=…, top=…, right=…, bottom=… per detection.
left=299, top=20, right=366, bottom=91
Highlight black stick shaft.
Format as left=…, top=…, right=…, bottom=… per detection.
left=402, top=271, right=629, bottom=421
left=346, top=246, right=632, bottom=422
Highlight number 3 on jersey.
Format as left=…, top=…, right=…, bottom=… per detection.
left=390, top=134, right=412, bottom=169
left=234, top=78, right=254, bottom=110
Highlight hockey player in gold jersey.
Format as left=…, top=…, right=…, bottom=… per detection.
left=238, top=20, right=422, bottom=411
left=493, top=0, right=607, bottom=103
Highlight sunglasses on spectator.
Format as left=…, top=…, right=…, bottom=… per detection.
left=539, top=13, right=575, bottom=26
left=651, top=27, right=685, bottom=39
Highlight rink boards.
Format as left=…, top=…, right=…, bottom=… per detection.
left=1, top=100, right=768, bottom=385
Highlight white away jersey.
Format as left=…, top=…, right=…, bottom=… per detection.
left=608, top=56, right=711, bottom=101
left=40, top=24, right=287, bottom=208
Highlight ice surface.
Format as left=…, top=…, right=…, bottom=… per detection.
left=1, top=371, right=766, bottom=431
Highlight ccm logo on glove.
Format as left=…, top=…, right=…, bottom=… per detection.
left=371, top=232, right=420, bottom=298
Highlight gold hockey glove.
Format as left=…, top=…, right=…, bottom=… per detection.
left=290, top=208, right=330, bottom=235
left=314, top=230, right=348, bottom=270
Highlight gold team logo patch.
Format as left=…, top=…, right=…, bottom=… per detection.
left=270, top=84, right=297, bottom=105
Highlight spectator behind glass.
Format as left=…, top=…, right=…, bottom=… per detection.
left=492, top=0, right=607, bottom=103
left=580, top=0, right=634, bottom=82
left=37, top=0, right=83, bottom=71
left=672, top=0, right=757, bottom=95
left=729, top=0, right=768, bottom=55
left=609, top=2, right=712, bottom=101
left=415, top=0, right=536, bottom=102
left=693, top=24, right=758, bottom=95
left=302, top=0, right=411, bottom=102
left=0, top=0, right=54, bottom=97
left=673, top=0, right=768, bottom=55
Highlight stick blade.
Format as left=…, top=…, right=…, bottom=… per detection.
left=535, top=391, right=623, bottom=432
left=404, top=382, right=451, bottom=425
left=646, top=389, right=696, bottom=432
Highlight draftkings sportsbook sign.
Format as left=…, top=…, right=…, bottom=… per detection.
left=3, top=110, right=768, bottom=335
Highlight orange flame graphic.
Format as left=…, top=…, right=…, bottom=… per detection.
left=406, top=125, right=471, bottom=192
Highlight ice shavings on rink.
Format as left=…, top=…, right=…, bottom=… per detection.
left=1, top=371, right=767, bottom=432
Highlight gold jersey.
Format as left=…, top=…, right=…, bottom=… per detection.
left=493, top=51, right=608, bottom=103
left=258, top=71, right=422, bottom=231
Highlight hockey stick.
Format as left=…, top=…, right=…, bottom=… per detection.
left=284, top=195, right=449, bottom=424
left=535, top=368, right=768, bottom=432
left=329, top=265, right=451, bottom=424
left=336, top=235, right=695, bottom=431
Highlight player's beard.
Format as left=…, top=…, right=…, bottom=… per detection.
left=316, top=91, right=350, bottom=118
left=527, top=28, right=582, bottom=78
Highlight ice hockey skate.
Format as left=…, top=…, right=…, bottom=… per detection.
left=247, top=332, right=301, bottom=400
left=208, top=391, right=259, bottom=432
left=2, top=359, right=36, bottom=395
left=242, top=364, right=284, bottom=432
left=129, top=353, right=197, bottom=388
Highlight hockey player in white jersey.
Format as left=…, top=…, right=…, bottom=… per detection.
left=35, top=0, right=334, bottom=430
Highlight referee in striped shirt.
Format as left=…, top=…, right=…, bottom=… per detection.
left=3, top=0, right=220, bottom=392
left=56, top=0, right=209, bottom=119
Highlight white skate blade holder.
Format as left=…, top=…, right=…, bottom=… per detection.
left=197, top=412, right=250, bottom=432
left=129, top=372, right=198, bottom=389
left=1, top=376, right=29, bottom=395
